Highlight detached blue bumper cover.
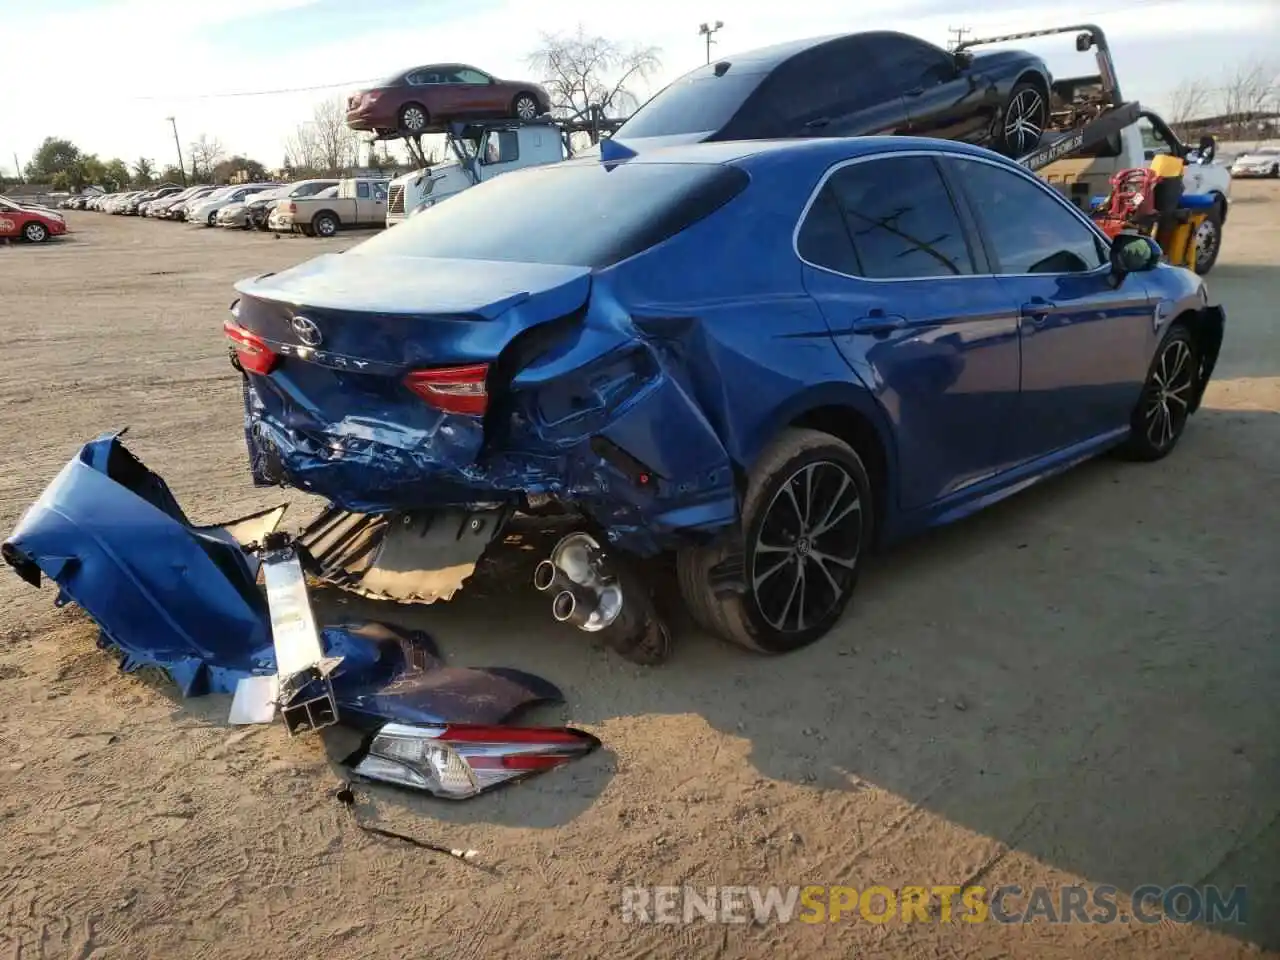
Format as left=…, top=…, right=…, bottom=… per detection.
left=2, top=433, right=562, bottom=724
left=3, top=431, right=276, bottom=695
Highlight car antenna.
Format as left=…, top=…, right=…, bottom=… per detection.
left=600, top=138, right=637, bottom=164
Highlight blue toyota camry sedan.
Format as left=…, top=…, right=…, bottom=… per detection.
left=220, top=136, right=1224, bottom=657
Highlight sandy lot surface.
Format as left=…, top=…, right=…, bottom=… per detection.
left=0, top=186, right=1276, bottom=960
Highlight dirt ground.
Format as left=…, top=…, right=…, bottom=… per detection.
left=0, top=186, right=1276, bottom=960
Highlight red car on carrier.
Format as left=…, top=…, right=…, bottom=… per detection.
left=346, top=63, right=552, bottom=136
left=0, top=197, right=67, bottom=243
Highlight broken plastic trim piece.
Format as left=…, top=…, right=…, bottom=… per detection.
left=350, top=722, right=600, bottom=799
left=260, top=533, right=343, bottom=735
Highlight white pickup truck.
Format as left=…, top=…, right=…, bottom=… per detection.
left=385, top=120, right=567, bottom=227
left=1039, top=108, right=1231, bottom=274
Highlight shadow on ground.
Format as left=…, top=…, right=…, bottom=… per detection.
left=309, top=405, right=1279, bottom=948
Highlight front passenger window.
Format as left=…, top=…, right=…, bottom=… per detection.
left=949, top=158, right=1106, bottom=274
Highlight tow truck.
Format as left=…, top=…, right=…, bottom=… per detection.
left=958, top=24, right=1230, bottom=273
left=371, top=108, right=626, bottom=228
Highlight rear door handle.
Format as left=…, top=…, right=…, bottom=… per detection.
left=905, top=86, right=924, bottom=97
left=849, top=313, right=908, bottom=336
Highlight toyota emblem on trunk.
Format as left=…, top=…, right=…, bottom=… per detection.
left=291, top=315, right=323, bottom=347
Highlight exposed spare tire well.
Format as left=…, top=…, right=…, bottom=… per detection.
left=790, top=405, right=888, bottom=544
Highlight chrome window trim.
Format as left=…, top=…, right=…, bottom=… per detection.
left=791, top=147, right=1114, bottom=284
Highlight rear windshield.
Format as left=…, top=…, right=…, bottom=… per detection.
left=615, top=71, right=768, bottom=138
left=350, top=161, right=750, bottom=268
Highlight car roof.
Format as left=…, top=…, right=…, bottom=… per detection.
left=403, top=62, right=485, bottom=75
left=680, top=30, right=929, bottom=78
left=597, top=135, right=1017, bottom=168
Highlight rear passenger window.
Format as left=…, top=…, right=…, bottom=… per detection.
left=799, top=156, right=975, bottom=279
left=357, top=182, right=370, bottom=199
left=797, top=186, right=861, bottom=275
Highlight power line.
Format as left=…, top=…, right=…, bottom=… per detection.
left=127, top=77, right=379, bottom=102
left=946, top=25, right=971, bottom=51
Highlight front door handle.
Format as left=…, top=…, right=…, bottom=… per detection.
left=850, top=313, right=908, bottom=336
left=905, top=86, right=924, bottom=97
left=1020, top=298, right=1055, bottom=326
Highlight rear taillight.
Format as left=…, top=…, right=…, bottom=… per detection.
left=351, top=723, right=599, bottom=799
left=403, top=364, right=489, bottom=416
left=224, top=319, right=278, bottom=375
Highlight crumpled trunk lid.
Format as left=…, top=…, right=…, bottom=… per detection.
left=232, top=255, right=594, bottom=510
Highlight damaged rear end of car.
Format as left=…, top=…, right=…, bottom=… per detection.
left=229, top=156, right=760, bottom=660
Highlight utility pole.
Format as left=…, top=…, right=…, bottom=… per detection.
left=12, top=153, right=22, bottom=183
left=698, top=20, right=724, bottom=65
left=165, top=116, right=188, bottom=186
left=946, top=25, right=972, bottom=51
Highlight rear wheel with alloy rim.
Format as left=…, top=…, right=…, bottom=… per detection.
left=995, top=82, right=1047, bottom=157
left=312, top=213, right=339, bottom=238
left=1121, top=325, right=1197, bottom=461
left=399, top=103, right=429, bottom=134
left=676, top=428, right=873, bottom=653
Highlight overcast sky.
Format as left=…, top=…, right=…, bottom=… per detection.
left=2, top=0, right=1276, bottom=176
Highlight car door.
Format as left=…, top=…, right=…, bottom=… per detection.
left=408, top=68, right=452, bottom=115
left=452, top=67, right=500, bottom=114
left=0, top=201, right=20, bottom=237
left=889, top=35, right=992, bottom=142
left=798, top=153, right=1023, bottom=511
left=943, top=155, right=1158, bottom=462
left=814, top=36, right=910, bottom=137
left=745, top=36, right=907, bottom=140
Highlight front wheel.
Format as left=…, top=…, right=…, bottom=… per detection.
left=512, top=93, right=540, bottom=120
left=1193, top=205, right=1223, bottom=275
left=22, top=222, right=49, bottom=243
left=677, top=428, right=872, bottom=654
left=993, top=82, right=1048, bottom=157
left=1120, top=324, right=1197, bottom=462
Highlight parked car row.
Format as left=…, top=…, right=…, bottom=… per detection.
left=64, top=178, right=389, bottom=237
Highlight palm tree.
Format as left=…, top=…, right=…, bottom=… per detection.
left=132, top=157, right=155, bottom=185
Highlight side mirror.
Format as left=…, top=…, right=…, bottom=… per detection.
left=953, top=50, right=973, bottom=70
left=1197, top=135, right=1217, bottom=165
left=1109, top=233, right=1161, bottom=285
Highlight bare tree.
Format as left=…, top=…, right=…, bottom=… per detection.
left=284, top=122, right=324, bottom=173
left=188, top=134, right=226, bottom=181
left=526, top=25, right=662, bottom=130
left=285, top=98, right=360, bottom=175
left=1166, top=78, right=1213, bottom=138
left=312, top=96, right=361, bottom=173
left=1219, top=60, right=1276, bottom=136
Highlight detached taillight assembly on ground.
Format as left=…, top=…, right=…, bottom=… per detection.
left=351, top=722, right=600, bottom=799
left=403, top=364, right=490, bottom=416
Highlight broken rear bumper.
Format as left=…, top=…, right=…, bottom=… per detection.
left=2, top=434, right=592, bottom=796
